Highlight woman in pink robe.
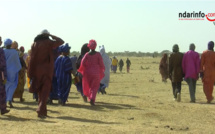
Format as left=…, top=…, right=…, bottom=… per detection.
left=78, top=40, right=105, bottom=106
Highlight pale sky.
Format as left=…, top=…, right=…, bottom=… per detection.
left=0, top=0, right=215, bottom=53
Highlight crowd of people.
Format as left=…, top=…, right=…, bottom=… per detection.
left=0, top=29, right=124, bottom=118
left=111, top=57, right=131, bottom=73
left=2, top=30, right=214, bottom=119
left=159, top=42, right=215, bottom=103
left=0, top=29, right=133, bottom=118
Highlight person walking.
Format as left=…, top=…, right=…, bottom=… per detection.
left=99, top=45, right=111, bottom=94
left=200, top=41, right=215, bottom=103
left=27, top=29, right=64, bottom=118
left=126, top=58, right=131, bottom=73
left=118, top=59, right=124, bottom=73
left=182, top=44, right=200, bottom=103
left=75, top=43, right=90, bottom=102
left=13, top=46, right=27, bottom=102
left=0, top=36, right=10, bottom=115
left=78, top=39, right=105, bottom=106
left=3, top=39, right=21, bottom=108
left=159, top=53, right=168, bottom=82
left=169, top=44, right=184, bottom=102
left=55, top=43, right=73, bottom=106
left=112, top=56, right=118, bottom=73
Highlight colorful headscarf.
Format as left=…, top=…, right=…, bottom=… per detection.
left=4, top=38, right=12, bottom=47
left=59, top=43, right=71, bottom=53
left=208, top=41, right=214, bottom=50
left=189, top=43, right=195, bottom=51
left=88, top=39, right=97, bottom=50
left=19, top=46, right=25, bottom=53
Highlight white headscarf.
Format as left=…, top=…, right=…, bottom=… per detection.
left=99, top=45, right=111, bottom=87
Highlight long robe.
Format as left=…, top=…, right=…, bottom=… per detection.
left=200, top=50, right=215, bottom=102
left=78, top=52, right=105, bottom=103
left=13, top=53, right=27, bottom=98
left=4, top=49, right=21, bottom=101
left=169, top=52, right=184, bottom=82
left=126, top=59, right=131, bottom=73
left=70, top=56, right=77, bottom=74
left=25, top=55, right=31, bottom=89
left=118, top=59, right=124, bottom=72
left=112, top=58, right=118, bottom=72
left=0, top=48, right=7, bottom=112
left=100, top=48, right=111, bottom=87
left=182, top=50, right=200, bottom=80
left=27, top=34, right=64, bottom=116
left=159, top=54, right=168, bottom=81
left=55, top=55, right=73, bottom=103
left=75, top=55, right=86, bottom=96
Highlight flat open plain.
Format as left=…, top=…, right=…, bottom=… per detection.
left=0, top=57, right=214, bottom=134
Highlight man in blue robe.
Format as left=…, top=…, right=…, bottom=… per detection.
left=3, top=38, right=21, bottom=108
left=55, top=43, right=73, bottom=105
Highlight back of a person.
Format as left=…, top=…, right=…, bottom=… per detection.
left=4, top=49, right=20, bottom=72
left=31, top=39, right=54, bottom=79
left=201, top=50, right=215, bottom=76
left=126, top=59, right=130, bottom=66
left=55, top=56, right=71, bottom=79
left=183, top=50, right=199, bottom=79
left=85, top=52, right=101, bottom=75
left=119, top=60, right=123, bottom=66
left=33, top=40, right=53, bottom=64
left=169, top=52, right=183, bottom=82
left=112, top=58, right=118, bottom=66
left=102, top=54, right=111, bottom=74
left=70, top=56, right=77, bottom=74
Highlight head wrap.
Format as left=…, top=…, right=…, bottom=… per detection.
left=172, top=44, right=179, bottom=52
left=189, top=43, right=195, bottom=51
left=163, top=53, right=167, bottom=60
left=81, top=43, right=90, bottom=55
left=4, top=38, right=12, bottom=47
left=99, top=45, right=105, bottom=55
left=59, top=43, right=71, bottom=53
left=11, top=41, right=18, bottom=49
left=20, top=46, right=25, bottom=53
left=41, top=29, right=50, bottom=34
left=88, top=39, right=97, bottom=50
left=208, top=41, right=214, bottom=50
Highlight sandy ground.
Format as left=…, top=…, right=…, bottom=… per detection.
left=0, top=57, right=215, bottom=134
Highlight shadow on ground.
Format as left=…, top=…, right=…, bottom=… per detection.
left=62, top=101, right=140, bottom=111
left=56, top=116, right=120, bottom=124
left=0, top=115, right=56, bottom=123
left=106, top=93, right=139, bottom=98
